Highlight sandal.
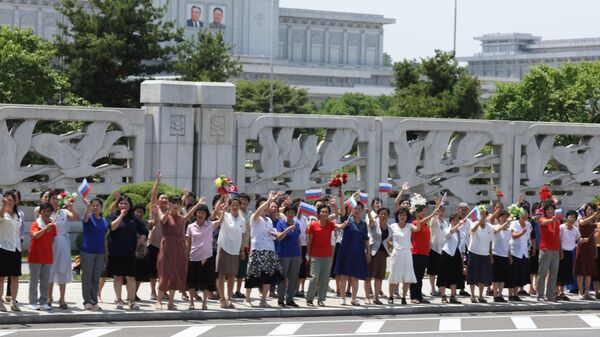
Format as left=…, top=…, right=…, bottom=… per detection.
left=58, top=300, right=68, bottom=309
left=129, top=301, right=140, bottom=310
left=188, top=303, right=195, bottom=310
left=10, top=302, right=20, bottom=312
left=154, top=302, right=163, bottom=310
left=220, top=300, right=229, bottom=309
left=167, top=303, right=178, bottom=311
left=373, top=299, right=383, bottom=305
left=202, top=303, right=208, bottom=310
left=441, top=296, right=448, bottom=304
left=449, top=296, right=461, bottom=304
left=116, top=301, right=125, bottom=310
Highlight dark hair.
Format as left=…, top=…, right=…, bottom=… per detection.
left=133, top=204, right=146, bottom=213
left=2, top=191, right=20, bottom=219
left=354, top=202, right=364, bottom=210
left=196, top=204, right=211, bottom=220
left=414, top=204, right=426, bottom=213
left=213, top=7, right=223, bottom=14
left=449, top=213, right=461, bottom=222
left=283, top=206, right=297, bottom=215
left=39, top=189, right=50, bottom=199
left=8, top=189, right=21, bottom=203
left=211, top=194, right=221, bottom=208
left=191, top=5, right=201, bottom=12
left=185, top=192, right=196, bottom=200
left=543, top=203, right=555, bottom=212
left=39, top=202, right=53, bottom=212
left=116, top=195, right=134, bottom=217
left=255, top=197, right=267, bottom=210
left=499, top=210, right=509, bottom=217
left=48, top=189, right=65, bottom=200
left=584, top=203, right=597, bottom=213
left=168, top=195, right=182, bottom=204
left=228, top=197, right=241, bottom=206
left=371, top=197, right=381, bottom=208
left=394, top=208, right=410, bottom=222
left=566, top=210, right=578, bottom=219
left=377, top=207, right=390, bottom=216
left=91, top=198, right=104, bottom=207
left=239, top=193, right=251, bottom=203
left=317, top=205, right=331, bottom=214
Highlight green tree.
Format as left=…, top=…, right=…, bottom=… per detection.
left=383, top=52, right=393, bottom=67
left=56, top=0, right=183, bottom=108
left=319, top=93, right=385, bottom=116
left=0, top=26, right=68, bottom=104
left=391, top=50, right=483, bottom=119
left=172, top=29, right=242, bottom=82
left=486, top=62, right=600, bottom=123
left=235, top=80, right=315, bottom=114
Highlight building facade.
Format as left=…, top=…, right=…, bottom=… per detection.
left=0, top=0, right=395, bottom=99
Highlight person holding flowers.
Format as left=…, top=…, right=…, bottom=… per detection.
left=574, top=203, right=599, bottom=300
left=537, top=202, right=561, bottom=302
left=507, top=205, right=532, bottom=301
left=467, top=204, right=495, bottom=303
left=491, top=209, right=511, bottom=302
left=48, top=189, right=80, bottom=309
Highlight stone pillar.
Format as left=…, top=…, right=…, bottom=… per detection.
left=140, top=80, right=199, bottom=189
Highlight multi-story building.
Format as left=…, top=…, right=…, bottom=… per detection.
left=0, top=0, right=396, bottom=100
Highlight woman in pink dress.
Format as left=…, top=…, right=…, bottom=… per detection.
left=153, top=196, right=202, bottom=310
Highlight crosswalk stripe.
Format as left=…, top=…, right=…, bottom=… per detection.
left=355, top=320, right=385, bottom=333
left=70, top=328, right=120, bottom=337
left=170, top=326, right=216, bottom=337
left=0, top=332, right=15, bottom=336
left=267, top=323, right=303, bottom=335
left=511, top=316, right=537, bottom=329
left=438, top=318, right=461, bottom=331
left=579, top=315, right=600, bottom=327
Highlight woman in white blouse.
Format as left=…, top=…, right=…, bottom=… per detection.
left=437, top=213, right=465, bottom=304
left=0, top=191, right=22, bottom=312
left=387, top=208, right=420, bottom=305
left=507, top=207, right=532, bottom=301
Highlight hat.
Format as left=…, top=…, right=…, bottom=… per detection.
left=458, top=202, right=469, bottom=208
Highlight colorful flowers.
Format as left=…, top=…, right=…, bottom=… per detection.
left=328, top=172, right=348, bottom=188
left=214, top=175, right=232, bottom=195
left=539, top=186, right=553, bottom=201
left=57, top=191, right=77, bottom=208
left=508, top=204, right=525, bottom=219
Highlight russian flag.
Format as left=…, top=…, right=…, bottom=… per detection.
left=77, top=179, right=91, bottom=198
left=359, top=192, right=368, bottom=205
left=555, top=208, right=564, bottom=220
left=345, top=197, right=358, bottom=210
left=305, top=189, right=322, bottom=201
left=298, top=202, right=317, bottom=217
left=470, top=207, right=481, bottom=222
left=378, top=182, right=392, bottom=193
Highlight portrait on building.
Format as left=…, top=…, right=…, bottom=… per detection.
left=186, top=4, right=204, bottom=28
left=209, top=5, right=226, bottom=30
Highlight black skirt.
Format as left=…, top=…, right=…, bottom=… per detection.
left=436, top=249, right=464, bottom=289
left=557, top=250, right=574, bottom=285
left=0, top=248, right=21, bottom=276
left=492, top=255, right=510, bottom=283
left=135, top=257, right=149, bottom=282
left=427, top=250, right=441, bottom=276
left=529, top=248, right=539, bottom=275
left=507, top=256, right=530, bottom=288
left=146, top=245, right=160, bottom=278
left=107, top=255, right=136, bottom=277
left=187, top=257, right=217, bottom=292
left=467, top=252, right=492, bottom=286
left=299, top=245, right=309, bottom=279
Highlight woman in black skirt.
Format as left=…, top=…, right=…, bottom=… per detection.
left=437, top=213, right=464, bottom=304
left=0, top=191, right=22, bottom=312
left=507, top=208, right=532, bottom=301
left=491, top=211, right=511, bottom=302
left=557, top=210, right=580, bottom=300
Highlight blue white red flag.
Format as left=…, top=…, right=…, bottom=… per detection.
left=77, top=179, right=91, bottom=198
left=305, top=189, right=322, bottom=201
left=298, top=202, right=318, bottom=217
left=378, top=183, right=392, bottom=193
left=555, top=208, right=564, bottom=220
left=345, top=197, right=358, bottom=210
left=470, top=207, right=481, bottom=222
left=359, top=193, right=368, bottom=204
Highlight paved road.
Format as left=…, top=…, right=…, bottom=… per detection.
left=2, top=311, right=600, bottom=337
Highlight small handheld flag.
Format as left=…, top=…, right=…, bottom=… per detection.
left=359, top=192, right=368, bottom=205
left=440, top=192, right=448, bottom=205
left=345, top=197, right=358, bottom=210
left=555, top=208, right=564, bottom=220
left=378, top=183, right=392, bottom=193
left=298, top=202, right=318, bottom=217
left=227, top=184, right=239, bottom=195
left=77, top=179, right=91, bottom=198
left=305, top=189, right=322, bottom=201
left=470, top=207, right=481, bottom=222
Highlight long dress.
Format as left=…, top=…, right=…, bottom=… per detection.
left=49, top=209, right=72, bottom=284
left=157, top=214, right=188, bottom=291
left=334, top=217, right=368, bottom=280
left=574, top=222, right=598, bottom=277
left=388, top=223, right=417, bottom=284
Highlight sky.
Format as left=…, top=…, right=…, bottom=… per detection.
left=279, top=0, right=600, bottom=62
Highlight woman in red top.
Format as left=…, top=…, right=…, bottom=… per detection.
left=305, top=203, right=346, bottom=307
left=409, top=196, right=441, bottom=304
left=537, top=203, right=561, bottom=302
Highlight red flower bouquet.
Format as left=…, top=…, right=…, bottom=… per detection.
left=539, top=186, right=553, bottom=201
left=214, top=175, right=233, bottom=195
left=328, top=172, right=348, bottom=188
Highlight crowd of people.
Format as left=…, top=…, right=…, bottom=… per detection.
left=0, top=173, right=599, bottom=312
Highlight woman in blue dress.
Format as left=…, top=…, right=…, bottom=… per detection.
left=335, top=201, right=370, bottom=306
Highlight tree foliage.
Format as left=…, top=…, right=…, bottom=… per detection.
left=56, top=0, right=183, bottom=108
left=172, top=29, right=242, bottom=82
left=102, top=181, right=183, bottom=217
left=319, top=93, right=386, bottom=116
left=486, top=62, right=600, bottom=123
left=0, top=26, right=68, bottom=104
left=392, top=50, right=482, bottom=119
left=235, top=80, right=315, bottom=114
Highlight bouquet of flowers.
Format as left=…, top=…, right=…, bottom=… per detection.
left=409, top=193, right=427, bottom=212
left=539, top=186, right=553, bottom=201
left=214, top=175, right=233, bottom=195
left=495, top=190, right=504, bottom=199
left=508, top=204, right=525, bottom=219
left=328, top=172, right=348, bottom=188
left=477, top=204, right=489, bottom=214
left=57, top=191, right=77, bottom=208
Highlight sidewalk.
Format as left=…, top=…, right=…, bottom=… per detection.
left=3, top=278, right=600, bottom=324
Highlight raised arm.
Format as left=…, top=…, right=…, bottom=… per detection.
left=489, top=201, right=504, bottom=223
left=418, top=198, right=442, bottom=225
left=183, top=197, right=206, bottom=221
left=83, top=198, right=92, bottom=223
left=110, top=208, right=127, bottom=231
left=65, top=203, right=80, bottom=221
left=108, top=191, right=121, bottom=215
left=579, top=210, right=599, bottom=226
left=366, top=208, right=376, bottom=227
left=393, top=181, right=410, bottom=213
left=494, top=219, right=510, bottom=234
left=252, top=191, right=280, bottom=223
left=471, top=215, right=486, bottom=233
left=150, top=170, right=161, bottom=206
left=328, top=197, right=341, bottom=221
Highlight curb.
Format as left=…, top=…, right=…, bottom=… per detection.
left=3, top=301, right=600, bottom=325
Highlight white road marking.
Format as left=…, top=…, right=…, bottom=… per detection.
left=511, top=316, right=537, bottom=329
left=438, top=318, right=461, bottom=331
left=267, top=323, right=303, bottom=335
left=70, top=329, right=120, bottom=337
left=170, top=326, right=216, bottom=337
left=355, top=320, right=385, bottom=333
left=0, top=332, right=15, bottom=337
left=579, top=315, right=600, bottom=327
